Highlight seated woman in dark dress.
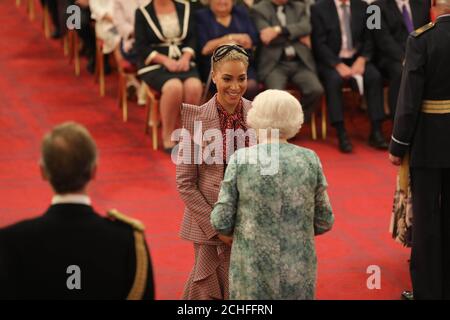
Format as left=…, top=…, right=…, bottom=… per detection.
left=135, top=0, right=203, bottom=151
left=195, top=0, right=260, bottom=99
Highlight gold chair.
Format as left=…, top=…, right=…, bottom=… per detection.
left=114, top=48, right=138, bottom=122
left=63, top=32, right=69, bottom=57
left=27, top=0, right=35, bottom=21
left=67, top=30, right=80, bottom=76
left=145, top=85, right=161, bottom=151
left=94, top=38, right=105, bottom=97
left=42, top=4, right=51, bottom=39
left=315, top=96, right=327, bottom=140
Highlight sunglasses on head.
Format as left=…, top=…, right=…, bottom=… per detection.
left=212, top=44, right=249, bottom=63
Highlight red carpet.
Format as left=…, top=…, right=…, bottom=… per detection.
left=0, top=1, right=410, bottom=299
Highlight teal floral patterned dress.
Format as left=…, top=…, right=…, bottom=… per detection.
left=210, top=143, right=334, bottom=300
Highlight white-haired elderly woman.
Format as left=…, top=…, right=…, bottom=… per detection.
left=210, top=89, right=334, bottom=300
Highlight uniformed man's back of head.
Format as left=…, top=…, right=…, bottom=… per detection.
left=435, top=0, right=450, bottom=13
left=436, top=0, right=450, bottom=5
left=40, top=122, right=97, bottom=194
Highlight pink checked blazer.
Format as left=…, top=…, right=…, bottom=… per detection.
left=176, top=95, right=252, bottom=244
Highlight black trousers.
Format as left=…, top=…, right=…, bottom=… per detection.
left=410, top=167, right=450, bottom=299
left=76, top=6, right=96, bottom=60
left=379, top=60, right=403, bottom=118
left=318, top=58, right=385, bottom=126
left=40, top=0, right=60, bottom=32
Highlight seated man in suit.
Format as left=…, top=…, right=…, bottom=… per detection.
left=251, top=0, right=324, bottom=121
left=372, top=0, right=431, bottom=118
left=0, top=122, right=154, bottom=300
left=311, top=0, right=388, bottom=153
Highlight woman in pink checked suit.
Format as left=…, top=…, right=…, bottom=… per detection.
left=176, top=44, right=254, bottom=300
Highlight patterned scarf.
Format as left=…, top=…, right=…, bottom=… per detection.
left=216, top=97, right=249, bottom=164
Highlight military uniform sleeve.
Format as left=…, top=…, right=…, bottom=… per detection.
left=0, top=231, right=16, bottom=299
left=142, top=242, right=155, bottom=300
left=389, top=34, right=427, bottom=158
left=0, top=233, right=8, bottom=299
left=107, top=210, right=154, bottom=300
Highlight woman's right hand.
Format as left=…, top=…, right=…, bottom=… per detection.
left=218, top=234, right=233, bottom=246
left=163, top=58, right=179, bottom=72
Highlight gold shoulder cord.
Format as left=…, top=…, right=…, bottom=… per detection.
left=107, top=209, right=148, bottom=300
left=411, top=22, right=435, bottom=37
left=127, top=230, right=149, bottom=300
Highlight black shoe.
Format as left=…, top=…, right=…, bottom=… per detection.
left=401, top=290, right=414, bottom=300
left=51, top=30, right=62, bottom=39
left=369, top=130, right=388, bottom=150
left=338, top=133, right=353, bottom=153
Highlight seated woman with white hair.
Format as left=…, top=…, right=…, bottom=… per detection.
left=210, top=89, right=334, bottom=300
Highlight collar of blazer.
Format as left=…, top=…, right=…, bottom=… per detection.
left=139, top=0, right=190, bottom=43
left=181, top=95, right=252, bottom=133
left=200, top=95, right=252, bottom=121
left=437, top=15, right=450, bottom=23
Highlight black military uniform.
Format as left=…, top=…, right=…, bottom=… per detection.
left=389, top=14, right=450, bottom=300
left=0, top=205, right=154, bottom=300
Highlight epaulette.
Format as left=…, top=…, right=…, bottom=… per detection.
left=411, top=22, right=435, bottom=37
left=107, top=209, right=145, bottom=232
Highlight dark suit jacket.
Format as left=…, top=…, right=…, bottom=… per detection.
left=135, top=0, right=197, bottom=75
left=311, top=0, right=374, bottom=68
left=250, top=0, right=317, bottom=79
left=389, top=16, right=450, bottom=167
left=373, top=0, right=431, bottom=66
left=0, top=204, right=154, bottom=299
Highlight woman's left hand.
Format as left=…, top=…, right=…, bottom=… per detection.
left=176, top=55, right=191, bottom=72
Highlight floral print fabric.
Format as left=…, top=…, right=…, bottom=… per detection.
left=211, top=143, right=334, bottom=299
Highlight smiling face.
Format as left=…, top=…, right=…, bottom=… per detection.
left=212, top=59, right=248, bottom=111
